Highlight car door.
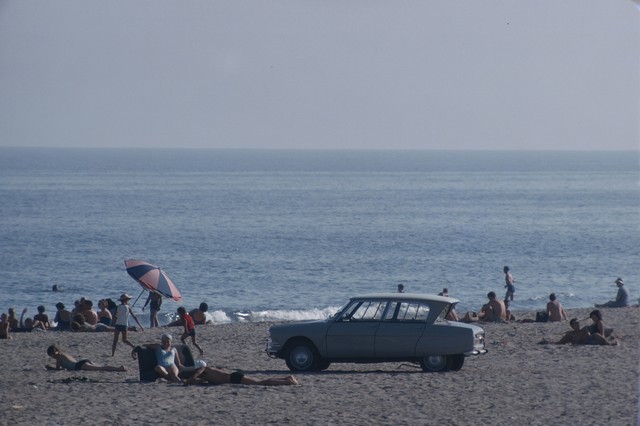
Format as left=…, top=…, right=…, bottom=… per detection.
left=326, top=300, right=386, bottom=358
left=375, top=301, right=428, bottom=358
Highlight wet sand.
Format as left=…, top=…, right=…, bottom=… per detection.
left=0, top=306, right=638, bottom=425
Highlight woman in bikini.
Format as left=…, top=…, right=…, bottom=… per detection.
left=46, top=344, right=126, bottom=372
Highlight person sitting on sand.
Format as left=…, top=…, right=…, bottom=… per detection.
left=0, top=313, right=11, bottom=339
left=184, top=366, right=298, bottom=386
left=132, top=333, right=184, bottom=382
left=81, top=300, right=99, bottom=325
left=546, top=293, right=568, bottom=322
left=460, top=292, right=506, bottom=323
left=46, top=344, right=126, bottom=372
left=12, top=308, right=47, bottom=332
left=33, top=305, right=51, bottom=330
left=165, top=302, right=211, bottom=327
left=539, top=318, right=589, bottom=345
left=53, top=302, right=73, bottom=331
left=583, top=309, right=616, bottom=345
left=7, top=308, right=19, bottom=330
left=189, top=303, right=209, bottom=325
left=595, top=278, right=630, bottom=308
left=97, top=299, right=112, bottom=326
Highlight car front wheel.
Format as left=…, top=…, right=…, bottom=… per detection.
left=285, top=340, right=318, bottom=372
left=419, top=354, right=452, bottom=372
left=450, top=354, right=465, bottom=371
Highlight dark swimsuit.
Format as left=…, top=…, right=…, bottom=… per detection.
left=229, top=372, right=244, bottom=384
left=75, top=360, right=90, bottom=371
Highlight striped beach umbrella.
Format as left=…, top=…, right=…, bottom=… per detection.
left=124, top=259, right=182, bottom=302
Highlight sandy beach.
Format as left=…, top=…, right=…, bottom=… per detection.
left=1, top=306, right=638, bottom=426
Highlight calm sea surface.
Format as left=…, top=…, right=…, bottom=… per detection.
left=1, top=148, right=638, bottom=326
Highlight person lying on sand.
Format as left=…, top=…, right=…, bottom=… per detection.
left=538, top=316, right=617, bottom=345
left=183, top=366, right=298, bottom=386
left=46, top=344, right=126, bottom=372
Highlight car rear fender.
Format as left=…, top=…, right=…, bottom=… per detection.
left=416, top=323, right=477, bottom=355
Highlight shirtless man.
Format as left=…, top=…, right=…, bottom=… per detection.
left=486, top=291, right=506, bottom=322
left=184, top=366, right=298, bottom=386
left=546, top=293, right=568, bottom=322
left=540, top=318, right=588, bottom=344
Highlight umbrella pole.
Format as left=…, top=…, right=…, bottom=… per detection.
left=131, top=289, right=145, bottom=308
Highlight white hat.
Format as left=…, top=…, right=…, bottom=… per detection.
left=118, top=293, right=132, bottom=301
left=615, top=278, right=624, bottom=285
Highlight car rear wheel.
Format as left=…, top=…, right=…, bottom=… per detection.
left=285, top=340, right=318, bottom=372
left=450, top=354, right=465, bottom=371
left=419, top=354, right=452, bottom=372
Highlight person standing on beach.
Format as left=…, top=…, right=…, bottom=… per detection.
left=142, top=291, right=162, bottom=328
left=503, top=266, right=515, bottom=302
left=178, top=306, right=204, bottom=356
left=111, top=293, right=144, bottom=356
left=595, top=278, right=630, bottom=308
left=546, top=293, right=568, bottom=321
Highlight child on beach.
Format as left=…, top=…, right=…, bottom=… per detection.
left=46, top=344, right=126, bottom=372
left=111, top=293, right=144, bottom=356
left=178, top=306, right=204, bottom=356
left=503, top=266, right=515, bottom=302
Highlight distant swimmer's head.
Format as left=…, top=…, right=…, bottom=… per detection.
left=52, top=284, right=59, bottom=292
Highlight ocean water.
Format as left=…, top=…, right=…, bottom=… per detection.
left=0, top=148, right=638, bottom=326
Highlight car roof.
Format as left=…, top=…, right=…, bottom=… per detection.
left=351, top=293, right=459, bottom=304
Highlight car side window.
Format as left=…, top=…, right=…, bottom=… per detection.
left=384, top=302, right=429, bottom=322
left=341, top=301, right=387, bottom=321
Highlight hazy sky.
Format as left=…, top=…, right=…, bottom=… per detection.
left=0, top=1, right=638, bottom=150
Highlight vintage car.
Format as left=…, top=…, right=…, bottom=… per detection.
left=266, top=293, right=486, bottom=372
